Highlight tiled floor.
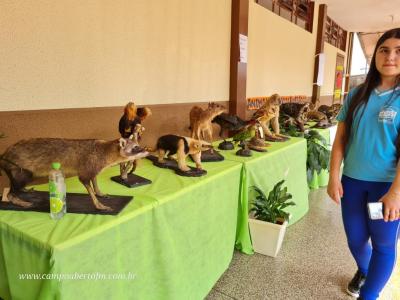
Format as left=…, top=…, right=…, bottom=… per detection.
left=207, top=188, right=400, bottom=300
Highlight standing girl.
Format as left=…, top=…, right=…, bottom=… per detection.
left=328, top=28, right=400, bottom=300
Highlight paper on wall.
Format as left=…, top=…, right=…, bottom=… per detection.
left=239, top=34, right=248, bottom=63
left=316, top=53, right=325, bottom=86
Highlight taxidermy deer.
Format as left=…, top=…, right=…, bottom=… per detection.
left=189, top=102, right=226, bottom=142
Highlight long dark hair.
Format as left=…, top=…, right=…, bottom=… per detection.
left=344, top=28, right=400, bottom=142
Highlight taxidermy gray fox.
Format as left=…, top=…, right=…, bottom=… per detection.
left=0, top=138, right=148, bottom=211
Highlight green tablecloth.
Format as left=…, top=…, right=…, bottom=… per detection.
left=0, top=158, right=242, bottom=300
left=217, top=137, right=309, bottom=255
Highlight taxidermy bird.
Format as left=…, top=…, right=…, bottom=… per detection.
left=232, top=125, right=256, bottom=146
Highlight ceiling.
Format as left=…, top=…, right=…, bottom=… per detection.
left=321, top=0, right=400, bottom=63
left=321, top=0, right=400, bottom=33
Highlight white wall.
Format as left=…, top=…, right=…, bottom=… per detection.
left=0, top=0, right=231, bottom=111
left=247, top=1, right=317, bottom=98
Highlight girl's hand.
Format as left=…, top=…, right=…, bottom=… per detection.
left=379, top=191, right=400, bottom=222
left=327, top=177, right=343, bottom=204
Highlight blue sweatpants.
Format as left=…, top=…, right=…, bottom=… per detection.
left=341, top=175, right=400, bottom=300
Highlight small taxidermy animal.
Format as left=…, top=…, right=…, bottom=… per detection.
left=280, top=102, right=311, bottom=132
left=119, top=124, right=144, bottom=180
left=318, top=104, right=342, bottom=122
left=118, top=102, right=152, bottom=139
left=0, top=138, right=149, bottom=211
left=189, top=102, right=226, bottom=141
left=212, top=113, right=252, bottom=137
left=137, top=107, right=152, bottom=122
left=247, top=123, right=269, bottom=152
left=119, top=102, right=137, bottom=138
left=118, top=103, right=151, bottom=179
left=232, top=124, right=256, bottom=144
left=251, top=93, right=287, bottom=141
left=156, top=135, right=211, bottom=172
left=306, top=110, right=331, bottom=129
left=306, top=110, right=328, bottom=122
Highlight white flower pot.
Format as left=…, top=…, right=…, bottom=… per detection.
left=248, top=217, right=288, bottom=257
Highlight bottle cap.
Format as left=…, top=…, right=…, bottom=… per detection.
left=52, top=162, right=61, bottom=170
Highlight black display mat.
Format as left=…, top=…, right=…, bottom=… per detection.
left=218, top=141, right=234, bottom=150
left=0, top=191, right=133, bottom=215
left=236, top=149, right=252, bottom=157
left=195, top=149, right=224, bottom=162
left=111, top=174, right=152, bottom=188
left=146, top=155, right=207, bottom=177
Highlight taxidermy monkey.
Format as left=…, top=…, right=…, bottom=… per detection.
left=118, top=102, right=152, bottom=140
left=156, top=135, right=211, bottom=172
left=137, top=107, right=152, bottom=123
left=0, top=138, right=148, bottom=211
left=251, top=94, right=287, bottom=141
left=119, top=102, right=138, bottom=138
left=189, top=102, right=226, bottom=142
left=118, top=102, right=152, bottom=179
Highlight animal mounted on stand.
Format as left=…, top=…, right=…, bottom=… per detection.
left=280, top=102, right=311, bottom=132
left=189, top=102, right=227, bottom=142
left=155, top=135, right=211, bottom=172
left=0, top=138, right=149, bottom=211
left=231, top=127, right=254, bottom=157
left=306, top=110, right=331, bottom=129
left=251, top=94, right=289, bottom=142
left=279, top=114, right=303, bottom=137
left=248, top=122, right=270, bottom=152
left=119, top=124, right=145, bottom=180
left=318, top=104, right=342, bottom=123
left=231, top=121, right=269, bottom=154
left=232, top=124, right=256, bottom=145
left=118, top=102, right=152, bottom=180
left=119, top=102, right=138, bottom=138
left=212, top=113, right=252, bottom=138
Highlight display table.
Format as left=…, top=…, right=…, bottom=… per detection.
left=218, top=137, right=309, bottom=255
left=0, top=159, right=242, bottom=300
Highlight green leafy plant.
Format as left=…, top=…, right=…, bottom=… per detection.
left=250, top=180, right=295, bottom=224
left=305, top=130, right=330, bottom=177
left=280, top=122, right=304, bottom=137
left=279, top=116, right=304, bottom=137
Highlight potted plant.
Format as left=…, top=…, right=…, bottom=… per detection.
left=304, top=130, right=330, bottom=183
left=248, top=180, right=295, bottom=257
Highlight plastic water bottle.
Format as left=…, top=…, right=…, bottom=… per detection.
left=49, top=162, right=66, bottom=220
